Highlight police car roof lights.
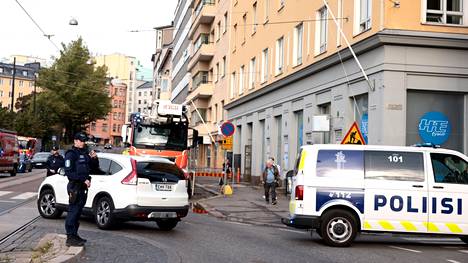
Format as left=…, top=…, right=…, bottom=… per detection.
left=412, top=143, right=441, bottom=148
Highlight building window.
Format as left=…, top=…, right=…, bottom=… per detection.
left=316, top=7, right=328, bottom=55
left=222, top=56, right=227, bottom=77
left=243, top=14, right=247, bottom=43
left=138, top=108, right=141, bottom=112
left=233, top=24, right=237, bottom=50
left=239, top=65, right=245, bottom=94
left=230, top=72, right=236, bottom=98
left=262, top=48, right=269, bottom=82
left=161, top=79, right=168, bottom=92
left=0, top=79, right=3, bottom=85
left=356, top=0, right=372, bottom=32
left=138, top=100, right=141, bottom=104
left=144, top=91, right=147, bottom=96
left=214, top=103, right=218, bottom=123
left=22, top=71, right=27, bottom=77
left=8, top=91, right=12, bottom=98
left=0, top=68, right=3, bottom=73
left=19, top=80, right=23, bottom=87
left=91, top=122, right=96, bottom=132
left=265, top=0, right=270, bottom=22
left=224, top=12, right=228, bottom=33
left=249, top=57, right=256, bottom=89
left=425, top=0, right=464, bottom=25
left=294, top=23, right=303, bottom=66
left=0, top=91, right=3, bottom=97
left=217, top=21, right=221, bottom=41
left=102, top=124, right=108, bottom=132
left=337, top=0, right=343, bottom=47
left=193, top=71, right=209, bottom=89
left=19, top=92, right=23, bottom=98
left=221, top=100, right=225, bottom=120
left=112, top=124, right=117, bottom=133
left=275, top=37, right=284, bottom=74
left=253, top=2, right=258, bottom=33
left=215, top=63, right=220, bottom=82
left=138, top=92, right=141, bottom=96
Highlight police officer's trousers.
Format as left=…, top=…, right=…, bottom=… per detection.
left=65, top=185, right=87, bottom=236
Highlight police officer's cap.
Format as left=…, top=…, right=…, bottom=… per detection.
left=74, top=132, right=88, bottom=142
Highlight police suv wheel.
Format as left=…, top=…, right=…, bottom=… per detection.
left=94, top=196, right=116, bottom=230
left=320, top=210, right=358, bottom=247
left=37, top=189, right=63, bottom=219
left=156, top=219, right=178, bottom=231
left=460, top=236, right=468, bottom=244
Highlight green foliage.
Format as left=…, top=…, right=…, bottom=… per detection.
left=0, top=104, right=15, bottom=131
left=36, top=38, right=111, bottom=143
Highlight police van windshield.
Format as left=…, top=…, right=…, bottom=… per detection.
left=133, top=123, right=187, bottom=151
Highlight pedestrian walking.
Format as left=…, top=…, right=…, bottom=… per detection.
left=64, top=132, right=99, bottom=247
left=261, top=159, right=280, bottom=205
left=46, top=146, right=65, bottom=176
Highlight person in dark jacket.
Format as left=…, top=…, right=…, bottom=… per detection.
left=64, top=132, right=99, bottom=247
left=46, top=146, right=65, bottom=176
left=261, top=159, right=280, bottom=205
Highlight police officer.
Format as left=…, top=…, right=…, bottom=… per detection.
left=64, top=132, right=99, bottom=247
left=46, top=146, right=64, bottom=176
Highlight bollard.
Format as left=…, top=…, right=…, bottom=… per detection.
left=236, top=168, right=240, bottom=183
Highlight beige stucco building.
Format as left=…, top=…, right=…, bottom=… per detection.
left=185, top=0, right=233, bottom=170
left=226, top=0, right=468, bottom=182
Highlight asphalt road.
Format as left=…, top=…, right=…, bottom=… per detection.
left=1, top=171, right=467, bottom=263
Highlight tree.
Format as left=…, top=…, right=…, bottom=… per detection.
left=0, top=104, right=15, bottom=130
left=37, top=38, right=111, bottom=143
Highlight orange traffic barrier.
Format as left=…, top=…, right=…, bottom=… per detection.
left=194, top=172, right=224, bottom=178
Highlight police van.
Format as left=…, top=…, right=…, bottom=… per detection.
left=282, top=144, right=468, bottom=247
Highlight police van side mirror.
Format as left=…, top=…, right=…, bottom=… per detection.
left=58, top=168, right=66, bottom=176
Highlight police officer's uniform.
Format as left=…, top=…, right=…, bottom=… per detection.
left=64, top=133, right=99, bottom=246
left=46, top=147, right=65, bottom=176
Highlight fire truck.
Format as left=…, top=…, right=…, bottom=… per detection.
left=17, top=136, right=39, bottom=159
left=121, top=100, right=198, bottom=196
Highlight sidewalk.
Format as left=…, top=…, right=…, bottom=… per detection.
left=195, top=177, right=290, bottom=228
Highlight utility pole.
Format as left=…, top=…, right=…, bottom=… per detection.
left=10, top=57, right=16, bottom=112
left=33, top=73, right=37, bottom=116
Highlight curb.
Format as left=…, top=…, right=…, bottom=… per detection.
left=194, top=183, right=220, bottom=196
left=35, top=234, right=84, bottom=263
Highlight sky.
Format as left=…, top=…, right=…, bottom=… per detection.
left=0, top=0, right=177, bottom=68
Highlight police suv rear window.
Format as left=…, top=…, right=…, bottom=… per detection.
left=364, top=151, right=424, bottom=182
left=316, top=150, right=364, bottom=178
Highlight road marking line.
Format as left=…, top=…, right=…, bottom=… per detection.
left=0, top=200, right=16, bottom=203
left=447, top=260, right=461, bottom=263
left=0, top=191, right=12, bottom=197
left=458, top=250, right=468, bottom=254
left=278, top=228, right=308, bottom=234
left=388, top=246, right=421, bottom=253
left=226, top=221, right=249, bottom=226
left=10, top=192, right=36, bottom=200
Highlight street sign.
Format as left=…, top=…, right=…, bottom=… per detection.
left=221, top=136, right=233, bottom=150
left=220, top=121, right=235, bottom=137
left=341, top=122, right=366, bottom=145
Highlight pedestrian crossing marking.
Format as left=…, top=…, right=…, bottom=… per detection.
left=0, top=191, right=13, bottom=197
left=459, top=250, right=468, bottom=254
left=10, top=192, right=36, bottom=200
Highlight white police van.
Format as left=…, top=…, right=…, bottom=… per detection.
left=282, top=144, right=468, bottom=247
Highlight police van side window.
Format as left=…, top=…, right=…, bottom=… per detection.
left=316, top=150, right=364, bottom=178
left=431, top=153, right=468, bottom=185
left=364, top=151, right=424, bottom=182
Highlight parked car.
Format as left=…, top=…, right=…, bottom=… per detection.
left=18, top=153, right=33, bottom=173
left=104, top=143, right=113, bottom=149
left=0, top=129, right=19, bottom=176
left=37, top=153, right=189, bottom=231
left=31, top=152, right=51, bottom=169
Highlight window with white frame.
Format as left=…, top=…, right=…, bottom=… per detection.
left=354, top=0, right=372, bottom=34
left=275, top=37, right=284, bottom=74
left=294, top=23, right=303, bottom=65
left=243, top=14, right=247, bottom=43
left=217, top=21, right=221, bottom=41
left=230, top=72, right=236, bottom=98
left=19, top=80, right=23, bottom=87
left=425, top=0, right=465, bottom=25
left=216, top=63, right=220, bottom=82
left=222, top=56, right=227, bottom=77
left=224, top=12, right=228, bottom=33
left=262, top=48, right=269, bottom=82
left=249, top=57, right=256, bottom=89
left=265, top=0, right=270, bottom=22
left=315, top=7, right=328, bottom=55
left=253, top=2, right=258, bottom=33
left=239, top=65, right=245, bottom=94
left=337, top=0, right=343, bottom=47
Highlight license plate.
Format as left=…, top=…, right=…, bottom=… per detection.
left=154, top=184, right=173, bottom=191
left=148, top=212, right=177, bottom=218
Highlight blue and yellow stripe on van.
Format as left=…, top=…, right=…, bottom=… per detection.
left=363, top=220, right=466, bottom=234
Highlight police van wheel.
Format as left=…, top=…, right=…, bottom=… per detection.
left=10, top=166, right=17, bottom=177
left=460, top=236, right=468, bottom=244
left=38, top=189, right=63, bottom=219
left=320, top=210, right=358, bottom=247
left=94, top=196, right=116, bottom=230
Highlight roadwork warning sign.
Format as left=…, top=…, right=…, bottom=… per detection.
left=341, top=122, right=366, bottom=145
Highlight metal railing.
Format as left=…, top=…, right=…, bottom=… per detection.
left=194, top=0, right=215, bottom=19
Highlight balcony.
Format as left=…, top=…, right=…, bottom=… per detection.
left=186, top=72, right=214, bottom=102
left=187, top=42, right=214, bottom=70
left=189, top=0, right=216, bottom=38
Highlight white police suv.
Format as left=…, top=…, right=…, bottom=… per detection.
left=37, top=153, right=189, bottom=231
left=282, top=144, right=468, bottom=247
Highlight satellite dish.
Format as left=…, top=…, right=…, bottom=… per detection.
left=69, top=18, right=78, bottom=26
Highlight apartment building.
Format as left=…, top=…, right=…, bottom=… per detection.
left=171, top=0, right=193, bottom=103
left=153, top=25, right=174, bottom=101
left=135, top=81, right=154, bottom=112
left=0, top=61, right=40, bottom=111
left=88, top=80, right=127, bottom=145
left=185, top=0, right=232, bottom=170
left=94, top=53, right=139, bottom=122
left=226, top=0, right=468, bottom=183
